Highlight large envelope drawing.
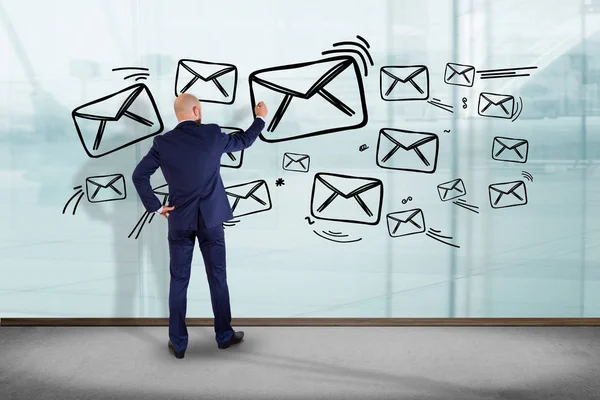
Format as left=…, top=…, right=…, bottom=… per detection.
left=249, top=55, right=367, bottom=143
left=85, top=173, right=127, bottom=203
left=220, top=127, right=244, bottom=169
left=175, top=59, right=238, bottom=104
left=282, top=152, right=310, bottom=173
left=488, top=181, right=528, bottom=209
left=386, top=209, right=426, bottom=238
left=380, top=65, right=429, bottom=101
left=310, top=173, right=383, bottom=225
left=72, top=83, right=164, bottom=158
left=444, top=63, right=475, bottom=87
left=492, top=136, right=529, bottom=163
left=225, top=180, right=272, bottom=218
left=437, top=178, right=466, bottom=202
left=478, top=92, right=515, bottom=119
left=376, top=128, right=439, bottom=173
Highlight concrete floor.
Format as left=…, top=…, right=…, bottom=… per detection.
left=1, top=326, right=600, bottom=399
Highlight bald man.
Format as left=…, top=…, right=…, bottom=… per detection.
left=132, top=94, right=268, bottom=359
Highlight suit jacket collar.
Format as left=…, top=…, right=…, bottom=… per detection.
left=175, top=120, right=198, bottom=128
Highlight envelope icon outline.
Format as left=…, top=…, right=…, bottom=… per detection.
left=492, top=136, right=529, bottom=163
left=376, top=128, right=439, bottom=174
left=380, top=65, right=430, bottom=101
left=220, top=127, right=244, bottom=169
left=386, top=209, right=426, bottom=238
left=488, top=180, right=528, bottom=209
left=225, top=180, right=272, bottom=218
left=175, top=59, right=238, bottom=104
left=310, top=172, right=383, bottom=225
left=282, top=152, right=310, bottom=173
left=478, top=92, right=515, bottom=119
left=444, top=63, right=475, bottom=87
left=72, top=83, right=164, bottom=158
left=85, top=174, right=127, bottom=203
left=249, top=55, right=368, bottom=143
left=437, top=178, right=466, bottom=202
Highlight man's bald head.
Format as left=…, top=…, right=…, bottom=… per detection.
left=174, top=93, right=202, bottom=123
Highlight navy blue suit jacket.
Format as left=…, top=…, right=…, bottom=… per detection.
left=132, top=117, right=265, bottom=230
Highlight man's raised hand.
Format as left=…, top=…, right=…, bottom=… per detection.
left=255, top=101, right=268, bottom=118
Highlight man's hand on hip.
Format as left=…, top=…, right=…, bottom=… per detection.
left=160, top=206, right=175, bottom=219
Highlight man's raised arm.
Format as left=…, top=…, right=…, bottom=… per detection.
left=222, top=101, right=269, bottom=154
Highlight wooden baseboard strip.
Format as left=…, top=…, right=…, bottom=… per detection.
left=2, top=318, right=600, bottom=327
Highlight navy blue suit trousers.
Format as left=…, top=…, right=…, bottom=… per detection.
left=168, top=210, right=232, bottom=352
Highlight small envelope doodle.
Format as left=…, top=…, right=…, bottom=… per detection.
left=85, top=174, right=126, bottom=203
left=220, top=127, right=244, bottom=169
left=444, top=63, right=475, bottom=87
left=310, top=173, right=383, bottom=225
left=380, top=65, right=429, bottom=101
left=72, top=83, right=164, bottom=158
left=175, top=59, right=238, bottom=104
left=437, top=178, right=466, bottom=202
left=488, top=181, right=528, bottom=209
left=225, top=180, right=272, bottom=218
left=492, top=136, right=529, bottom=163
left=376, top=128, right=439, bottom=173
left=386, top=209, right=426, bottom=238
left=282, top=152, right=310, bottom=173
left=249, top=55, right=367, bottom=143
left=478, top=92, right=515, bottom=119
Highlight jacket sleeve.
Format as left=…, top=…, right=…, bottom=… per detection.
left=221, top=117, right=265, bottom=154
left=132, top=137, right=163, bottom=213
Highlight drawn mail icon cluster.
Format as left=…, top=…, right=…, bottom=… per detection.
left=376, top=62, right=528, bottom=122
left=75, top=42, right=536, bottom=243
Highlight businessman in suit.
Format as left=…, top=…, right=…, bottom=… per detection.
left=132, top=93, right=268, bottom=359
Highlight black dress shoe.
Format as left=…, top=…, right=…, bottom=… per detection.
left=218, top=331, right=244, bottom=349
left=168, top=341, right=185, bottom=359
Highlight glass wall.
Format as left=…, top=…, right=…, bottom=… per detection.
left=1, top=0, right=599, bottom=318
